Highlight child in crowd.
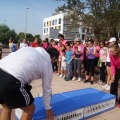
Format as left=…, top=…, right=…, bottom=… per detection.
left=59, top=50, right=66, bottom=78
left=11, top=40, right=18, bottom=52
left=64, top=43, right=73, bottom=81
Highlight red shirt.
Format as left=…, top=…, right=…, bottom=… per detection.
left=110, top=53, right=120, bottom=75
left=31, top=42, right=40, bottom=47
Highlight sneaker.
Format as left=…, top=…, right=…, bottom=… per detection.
left=105, top=85, right=110, bottom=90
left=78, top=77, right=82, bottom=82
left=72, top=77, right=76, bottom=81
left=97, top=79, right=101, bottom=84
left=84, top=80, right=88, bottom=83
left=64, top=77, right=71, bottom=81
left=53, top=71, right=57, bottom=74
left=100, top=82, right=105, bottom=85
left=91, top=81, right=93, bottom=84
left=102, top=84, right=108, bottom=89
left=57, top=73, right=60, bottom=76
left=59, top=74, right=63, bottom=78
left=63, top=75, right=66, bottom=79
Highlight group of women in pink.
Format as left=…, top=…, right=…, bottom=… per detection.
left=17, top=34, right=120, bottom=107
left=41, top=35, right=120, bottom=107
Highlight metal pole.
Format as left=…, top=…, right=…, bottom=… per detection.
left=25, top=8, right=29, bottom=39
left=4, top=20, right=6, bottom=43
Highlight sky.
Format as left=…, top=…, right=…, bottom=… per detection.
left=0, top=0, right=64, bottom=38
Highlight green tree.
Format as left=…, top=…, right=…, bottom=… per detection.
left=17, top=32, right=25, bottom=42
left=26, top=33, right=34, bottom=42
left=34, top=34, right=42, bottom=43
left=0, top=24, right=17, bottom=45
left=54, top=0, right=120, bottom=41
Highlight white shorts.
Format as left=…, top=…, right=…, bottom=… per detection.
left=61, top=66, right=66, bottom=70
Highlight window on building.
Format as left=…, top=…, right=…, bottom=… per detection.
left=59, top=26, right=61, bottom=31
left=44, top=22, right=46, bottom=27
left=44, top=28, right=48, bottom=33
left=87, top=28, right=89, bottom=33
left=54, top=19, right=57, bottom=25
left=47, top=22, right=48, bottom=27
left=64, top=26, right=67, bottom=31
left=52, top=20, right=54, bottom=25
left=82, top=34, right=85, bottom=40
left=59, top=18, right=61, bottom=24
left=82, top=28, right=85, bottom=33
left=49, top=21, right=51, bottom=26
left=77, top=34, right=80, bottom=37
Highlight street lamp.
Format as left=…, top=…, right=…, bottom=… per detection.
left=3, top=20, right=7, bottom=42
left=25, top=7, right=29, bottom=39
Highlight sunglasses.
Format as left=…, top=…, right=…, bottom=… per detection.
left=76, top=41, right=79, bottom=42
left=100, top=44, right=104, bottom=45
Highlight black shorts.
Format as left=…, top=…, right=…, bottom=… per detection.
left=106, top=62, right=111, bottom=67
left=0, top=69, right=34, bottom=109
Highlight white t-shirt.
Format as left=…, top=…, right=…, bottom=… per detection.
left=0, top=47, right=53, bottom=110
left=19, top=43, right=28, bottom=48
left=61, top=56, right=66, bottom=67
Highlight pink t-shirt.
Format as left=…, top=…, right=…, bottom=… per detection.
left=95, top=46, right=100, bottom=57
left=53, top=45, right=58, bottom=50
left=73, top=44, right=84, bottom=61
left=61, top=40, right=67, bottom=46
left=99, top=47, right=108, bottom=62
left=42, top=42, right=49, bottom=49
left=110, top=53, right=120, bottom=75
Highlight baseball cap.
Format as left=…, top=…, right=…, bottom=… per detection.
left=108, top=37, right=116, bottom=42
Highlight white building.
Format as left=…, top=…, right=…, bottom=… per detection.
left=43, top=11, right=93, bottom=41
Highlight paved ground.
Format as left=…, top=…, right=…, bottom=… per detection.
left=0, top=48, right=120, bottom=120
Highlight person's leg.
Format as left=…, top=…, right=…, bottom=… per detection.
left=90, top=59, right=95, bottom=82
left=118, top=86, right=120, bottom=105
left=94, top=57, right=99, bottom=74
left=73, top=59, right=77, bottom=77
left=69, top=64, right=73, bottom=79
left=61, top=70, right=63, bottom=75
left=55, top=61, right=58, bottom=72
left=20, top=103, right=35, bottom=120
left=109, top=67, right=112, bottom=84
left=0, top=104, right=12, bottom=120
left=100, top=62, right=106, bottom=83
left=106, top=66, right=111, bottom=84
left=110, top=69, right=120, bottom=101
left=58, top=60, right=61, bottom=74
left=85, top=59, right=91, bottom=82
left=64, top=70, right=66, bottom=76
left=65, top=64, right=69, bottom=79
left=100, top=66, right=102, bottom=81
left=67, top=64, right=72, bottom=79
left=78, top=59, right=82, bottom=78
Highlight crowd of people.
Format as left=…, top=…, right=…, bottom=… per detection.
left=8, top=34, right=120, bottom=107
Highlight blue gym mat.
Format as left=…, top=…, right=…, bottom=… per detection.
left=16, top=88, right=116, bottom=120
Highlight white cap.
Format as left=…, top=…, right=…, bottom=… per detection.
left=109, top=37, right=116, bottom=42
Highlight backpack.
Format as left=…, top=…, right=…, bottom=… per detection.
left=12, top=44, right=17, bottom=52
